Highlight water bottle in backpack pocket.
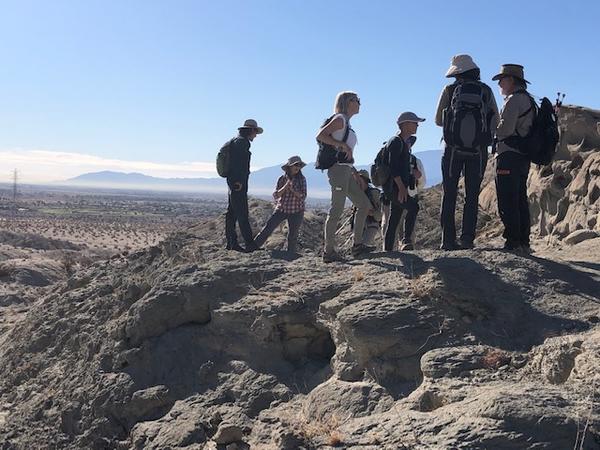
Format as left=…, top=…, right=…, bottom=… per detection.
left=442, top=81, right=492, bottom=155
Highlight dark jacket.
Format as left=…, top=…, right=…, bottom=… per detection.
left=385, top=135, right=410, bottom=194
left=226, top=136, right=251, bottom=190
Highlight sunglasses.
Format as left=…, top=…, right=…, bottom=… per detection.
left=351, top=97, right=361, bottom=105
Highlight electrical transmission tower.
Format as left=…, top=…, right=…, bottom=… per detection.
left=12, top=169, right=18, bottom=212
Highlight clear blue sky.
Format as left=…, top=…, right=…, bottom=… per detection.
left=1, top=0, right=598, bottom=180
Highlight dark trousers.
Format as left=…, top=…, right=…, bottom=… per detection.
left=495, top=151, right=531, bottom=246
left=440, top=149, right=487, bottom=245
left=384, top=196, right=419, bottom=251
left=254, top=210, right=304, bottom=253
left=225, top=189, right=255, bottom=248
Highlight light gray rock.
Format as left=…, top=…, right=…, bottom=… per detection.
left=564, top=229, right=599, bottom=245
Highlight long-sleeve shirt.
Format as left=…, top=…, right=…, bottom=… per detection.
left=495, top=91, right=535, bottom=155
left=273, top=173, right=307, bottom=214
left=435, top=81, right=500, bottom=147
left=385, top=135, right=410, bottom=192
left=226, top=136, right=252, bottom=190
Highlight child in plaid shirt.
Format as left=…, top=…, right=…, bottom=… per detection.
left=254, top=156, right=307, bottom=254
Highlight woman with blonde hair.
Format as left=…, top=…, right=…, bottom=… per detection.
left=316, top=91, right=373, bottom=262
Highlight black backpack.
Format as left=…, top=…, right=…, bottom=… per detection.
left=504, top=94, right=559, bottom=165
left=315, top=115, right=352, bottom=170
left=370, top=140, right=392, bottom=187
left=442, top=81, right=492, bottom=154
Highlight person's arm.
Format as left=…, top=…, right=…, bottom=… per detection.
left=273, top=176, right=288, bottom=198
left=227, top=138, right=250, bottom=191
left=388, top=138, right=408, bottom=202
left=435, top=86, right=451, bottom=127
left=487, top=86, right=500, bottom=132
left=316, top=116, right=352, bottom=155
left=495, top=95, right=521, bottom=141
left=288, top=175, right=307, bottom=201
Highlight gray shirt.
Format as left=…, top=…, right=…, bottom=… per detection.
left=495, top=91, right=535, bottom=155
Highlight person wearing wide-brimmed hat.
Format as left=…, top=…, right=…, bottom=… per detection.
left=383, top=112, right=424, bottom=252
left=492, top=64, right=535, bottom=252
left=254, top=156, right=307, bottom=254
left=435, top=54, right=499, bottom=250
left=223, top=119, right=264, bottom=253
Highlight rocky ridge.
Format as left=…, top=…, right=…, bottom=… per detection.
left=0, top=105, right=598, bottom=449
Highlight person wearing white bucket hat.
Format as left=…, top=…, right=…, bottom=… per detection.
left=435, top=54, right=499, bottom=250
left=254, top=156, right=307, bottom=255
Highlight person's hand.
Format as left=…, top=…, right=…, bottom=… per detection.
left=414, top=168, right=422, bottom=180
left=397, top=184, right=408, bottom=203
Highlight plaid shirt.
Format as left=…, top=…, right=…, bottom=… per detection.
left=273, top=173, right=307, bottom=214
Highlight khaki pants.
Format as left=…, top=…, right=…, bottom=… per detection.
left=324, top=164, right=371, bottom=254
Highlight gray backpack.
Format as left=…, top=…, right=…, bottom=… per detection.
left=442, top=81, right=492, bottom=155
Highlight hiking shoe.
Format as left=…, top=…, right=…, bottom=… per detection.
left=245, top=242, right=263, bottom=252
left=440, top=242, right=458, bottom=251
left=520, top=244, right=533, bottom=254
left=351, top=244, right=375, bottom=257
left=322, top=252, right=345, bottom=263
left=400, top=243, right=414, bottom=251
left=228, top=244, right=248, bottom=253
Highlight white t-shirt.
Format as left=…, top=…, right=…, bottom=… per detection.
left=330, top=114, right=357, bottom=150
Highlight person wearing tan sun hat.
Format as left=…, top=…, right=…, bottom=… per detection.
left=492, top=64, right=535, bottom=252
left=435, top=54, right=499, bottom=251
left=223, top=119, right=264, bottom=253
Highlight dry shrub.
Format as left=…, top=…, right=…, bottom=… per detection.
left=60, top=252, right=76, bottom=276
left=0, top=262, right=16, bottom=278
left=481, top=349, right=511, bottom=370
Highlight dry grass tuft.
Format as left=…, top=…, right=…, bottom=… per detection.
left=352, top=269, right=365, bottom=282
left=481, top=349, right=511, bottom=370
left=297, top=412, right=346, bottom=447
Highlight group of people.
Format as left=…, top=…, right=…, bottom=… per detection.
left=221, top=55, right=538, bottom=261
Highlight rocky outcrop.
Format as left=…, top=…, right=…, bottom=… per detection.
left=480, top=105, right=600, bottom=244
left=0, top=230, right=598, bottom=449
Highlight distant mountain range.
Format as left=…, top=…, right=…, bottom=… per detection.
left=64, top=150, right=442, bottom=198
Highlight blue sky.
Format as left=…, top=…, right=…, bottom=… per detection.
left=1, top=0, right=598, bottom=182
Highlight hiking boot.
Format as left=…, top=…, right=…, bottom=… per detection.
left=400, top=243, right=414, bottom=251
left=502, top=240, right=521, bottom=251
left=322, top=251, right=344, bottom=263
left=457, top=239, right=474, bottom=250
left=351, top=243, right=375, bottom=257
left=228, top=244, right=248, bottom=253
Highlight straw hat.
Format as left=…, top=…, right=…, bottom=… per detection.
left=281, top=155, right=306, bottom=170
left=445, top=54, right=479, bottom=78
left=492, top=64, right=530, bottom=84
left=238, top=119, right=264, bottom=134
